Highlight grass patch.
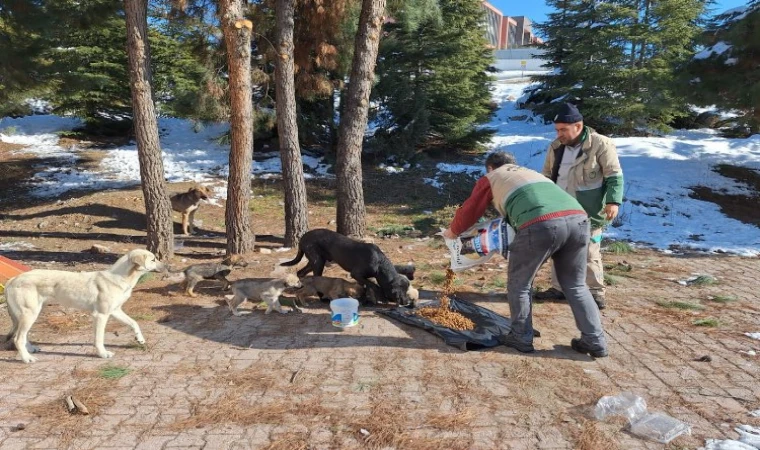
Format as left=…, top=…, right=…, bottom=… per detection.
left=426, top=238, right=447, bottom=250
left=125, top=342, right=148, bottom=351
left=603, top=273, right=622, bottom=286
left=488, top=278, right=506, bottom=289
left=413, top=205, right=459, bottom=234
left=130, top=312, right=156, bottom=321
left=604, top=262, right=632, bottom=273
left=690, top=275, right=717, bottom=286
left=429, top=271, right=446, bottom=285
left=605, top=241, right=634, bottom=254
left=372, top=224, right=416, bottom=237
left=706, top=294, right=737, bottom=303
left=693, top=317, right=720, bottom=327
left=137, top=273, right=154, bottom=285
left=98, top=364, right=131, bottom=379
left=656, top=300, right=705, bottom=311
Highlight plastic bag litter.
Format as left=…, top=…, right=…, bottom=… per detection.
left=595, top=392, right=647, bottom=423
left=735, top=424, right=760, bottom=448
left=595, top=393, right=691, bottom=444
left=700, top=439, right=757, bottom=450
left=699, top=425, right=760, bottom=450
left=443, top=218, right=514, bottom=272
left=629, top=412, right=692, bottom=444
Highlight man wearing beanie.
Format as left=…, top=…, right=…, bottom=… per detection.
left=535, top=103, right=624, bottom=310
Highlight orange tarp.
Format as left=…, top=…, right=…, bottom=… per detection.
left=0, top=255, right=31, bottom=284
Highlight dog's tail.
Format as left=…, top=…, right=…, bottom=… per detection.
left=280, top=249, right=304, bottom=267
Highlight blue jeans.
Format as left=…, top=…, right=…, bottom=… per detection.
left=506, top=214, right=607, bottom=352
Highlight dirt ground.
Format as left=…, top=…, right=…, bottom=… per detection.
left=1, top=138, right=760, bottom=450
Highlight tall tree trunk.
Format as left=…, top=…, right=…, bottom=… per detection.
left=219, top=0, right=255, bottom=255
left=335, top=0, right=387, bottom=238
left=123, top=0, right=173, bottom=260
left=275, top=0, right=309, bottom=247
left=629, top=0, right=640, bottom=69
left=638, top=0, right=650, bottom=68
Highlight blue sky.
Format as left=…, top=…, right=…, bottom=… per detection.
left=487, top=0, right=750, bottom=29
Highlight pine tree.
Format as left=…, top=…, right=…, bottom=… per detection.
left=0, top=1, right=52, bottom=115
left=335, top=0, right=387, bottom=238
left=1, top=1, right=217, bottom=126
left=371, top=0, right=494, bottom=156
left=124, top=0, right=174, bottom=259
left=275, top=0, right=309, bottom=247
left=682, top=2, right=760, bottom=134
left=533, top=0, right=707, bottom=134
left=220, top=0, right=256, bottom=256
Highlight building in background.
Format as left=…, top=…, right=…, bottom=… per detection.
left=481, top=2, right=542, bottom=49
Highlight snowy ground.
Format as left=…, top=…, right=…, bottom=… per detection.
left=429, top=76, right=760, bottom=256
left=1, top=73, right=759, bottom=255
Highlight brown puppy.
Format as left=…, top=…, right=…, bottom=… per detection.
left=295, top=276, right=364, bottom=305
left=170, top=185, right=211, bottom=235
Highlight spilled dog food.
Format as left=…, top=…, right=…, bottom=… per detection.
left=416, top=269, right=475, bottom=331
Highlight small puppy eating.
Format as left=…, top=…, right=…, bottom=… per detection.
left=226, top=274, right=301, bottom=316
left=294, top=276, right=364, bottom=304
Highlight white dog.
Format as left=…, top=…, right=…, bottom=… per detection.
left=226, top=274, right=301, bottom=316
left=4, top=249, right=164, bottom=363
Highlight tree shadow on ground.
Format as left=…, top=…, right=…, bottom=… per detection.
left=0, top=250, right=120, bottom=266
left=148, top=288, right=592, bottom=361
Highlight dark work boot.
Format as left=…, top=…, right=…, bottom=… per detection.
left=500, top=333, right=536, bottom=353
left=571, top=338, right=608, bottom=358
left=533, top=287, right=565, bottom=301
left=592, top=292, right=607, bottom=310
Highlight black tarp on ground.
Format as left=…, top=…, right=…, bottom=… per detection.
left=379, top=297, right=513, bottom=351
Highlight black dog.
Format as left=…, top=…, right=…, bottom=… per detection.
left=280, top=229, right=412, bottom=306
left=394, top=264, right=415, bottom=281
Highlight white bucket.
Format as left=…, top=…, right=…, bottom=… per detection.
left=330, top=298, right=360, bottom=328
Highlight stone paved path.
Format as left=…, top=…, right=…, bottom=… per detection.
left=1, top=251, right=759, bottom=449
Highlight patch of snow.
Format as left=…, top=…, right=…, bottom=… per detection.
left=423, top=177, right=444, bottom=190
left=485, top=79, right=760, bottom=256
left=0, top=242, right=36, bottom=251
left=745, top=332, right=760, bottom=341
left=379, top=163, right=406, bottom=174
left=0, top=116, right=333, bottom=201
left=694, top=41, right=732, bottom=60
left=725, top=58, right=738, bottom=65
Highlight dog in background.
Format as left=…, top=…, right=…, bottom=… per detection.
left=4, top=249, right=164, bottom=363
left=294, top=276, right=364, bottom=305
left=226, top=274, right=302, bottom=316
left=362, top=277, right=419, bottom=306
left=280, top=229, right=412, bottom=306
left=170, top=185, right=211, bottom=235
left=394, top=264, right=415, bottom=281
left=175, top=255, right=248, bottom=297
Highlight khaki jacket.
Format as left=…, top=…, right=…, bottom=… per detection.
left=542, top=127, right=624, bottom=228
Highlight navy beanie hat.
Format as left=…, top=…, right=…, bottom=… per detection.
left=554, top=103, right=584, bottom=124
